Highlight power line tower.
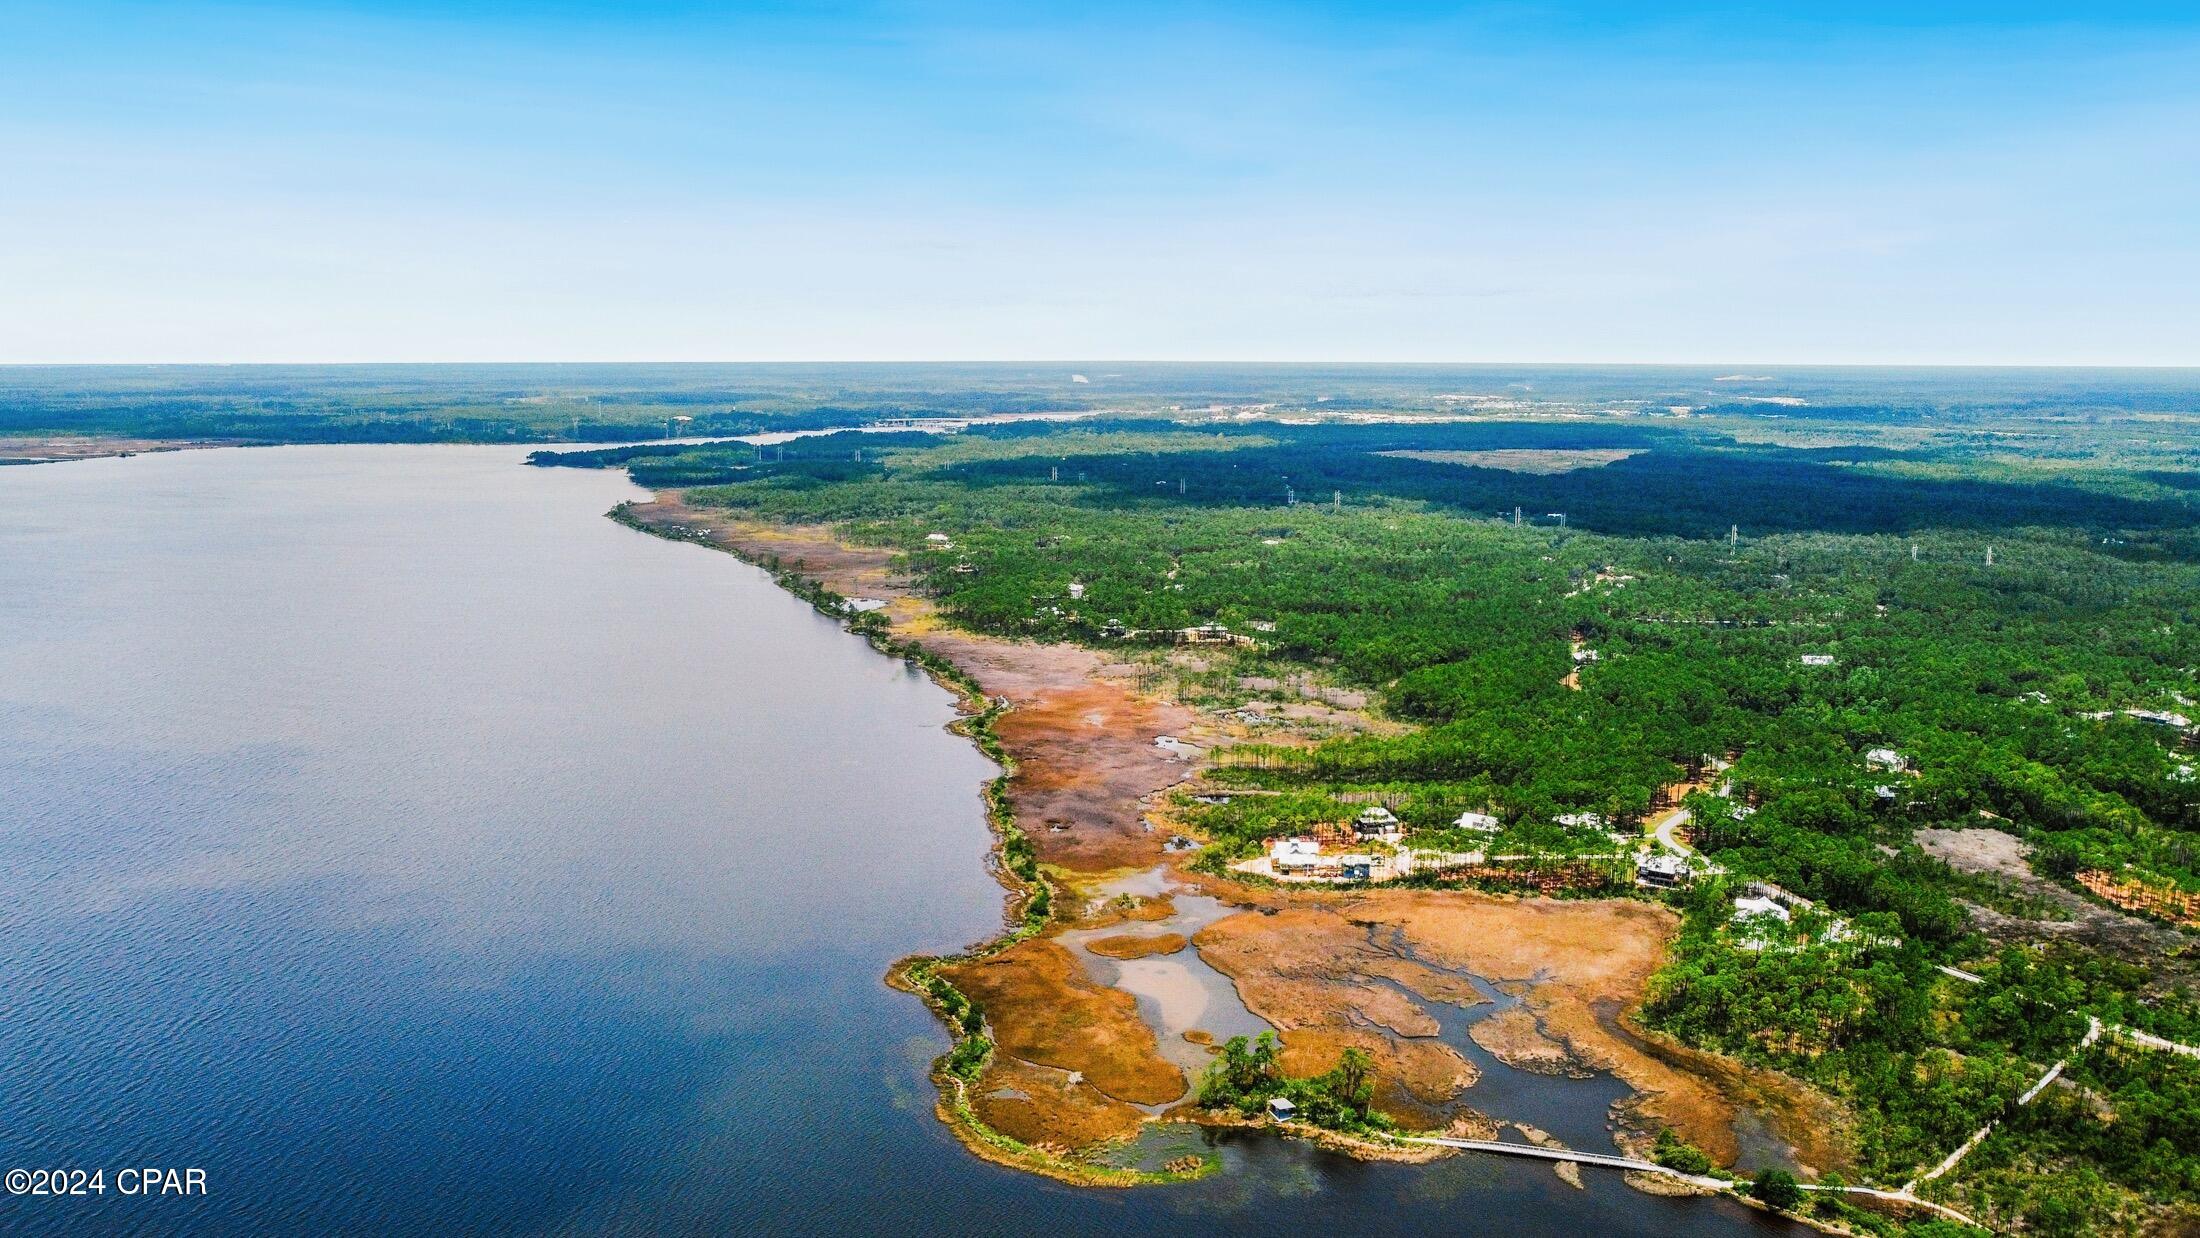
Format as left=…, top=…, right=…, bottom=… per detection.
left=1985, top=545, right=1995, bottom=567
left=1729, top=524, right=1739, bottom=552
left=1179, top=478, right=1187, bottom=496
left=1331, top=489, right=1341, bottom=514
left=1513, top=505, right=1522, bottom=526
left=1911, top=543, right=1920, bottom=562
left=1050, top=465, right=1059, bottom=481
left=1285, top=484, right=1296, bottom=507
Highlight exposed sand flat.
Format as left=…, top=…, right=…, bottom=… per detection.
left=0, top=436, right=211, bottom=464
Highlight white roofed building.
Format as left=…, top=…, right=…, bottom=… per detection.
left=1453, top=810, right=1502, bottom=834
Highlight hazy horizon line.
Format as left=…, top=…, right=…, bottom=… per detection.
left=6, top=358, right=2199, bottom=372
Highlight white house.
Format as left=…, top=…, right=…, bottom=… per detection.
left=925, top=532, right=954, bottom=546
left=1734, top=895, right=1791, bottom=924
left=1799, top=654, right=1836, bottom=667
left=1339, top=854, right=1376, bottom=881
left=1453, top=810, right=1502, bottom=834
left=1271, top=837, right=1323, bottom=875
left=2126, top=708, right=2195, bottom=730
left=1353, top=805, right=1402, bottom=841
left=1863, top=747, right=1908, bottom=773
left=1267, top=1096, right=1298, bottom=1122
left=1556, top=811, right=1606, bottom=829
left=1571, top=647, right=1602, bottom=663
left=1638, top=855, right=1690, bottom=888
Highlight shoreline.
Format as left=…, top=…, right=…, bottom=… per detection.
left=607, top=501, right=1203, bottom=1185
left=602, top=493, right=1851, bottom=1212
left=0, top=435, right=222, bottom=466
left=607, top=498, right=1460, bottom=1183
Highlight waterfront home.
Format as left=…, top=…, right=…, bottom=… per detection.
left=1555, top=811, right=1605, bottom=829
left=1637, top=854, right=1690, bottom=888
left=1862, top=747, right=1908, bottom=773
left=1271, top=836, right=1323, bottom=875
left=1453, top=810, right=1502, bottom=834
left=1339, top=854, right=1376, bottom=881
left=1267, top=1096, right=1298, bottom=1122
left=2126, top=708, right=2194, bottom=730
left=1353, top=805, right=1402, bottom=841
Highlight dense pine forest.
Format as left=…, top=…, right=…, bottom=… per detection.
left=540, top=395, right=2200, bottom=1235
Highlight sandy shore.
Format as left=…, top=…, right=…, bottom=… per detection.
left=618, top=492, right=1850, bottom=1182
left=0, top=436, right=216, bottom=465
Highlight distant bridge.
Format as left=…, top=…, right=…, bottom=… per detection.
left=1401, top=1135, right=1988, bottom=1228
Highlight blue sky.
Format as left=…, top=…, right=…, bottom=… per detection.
left=2, top=2, right=2196, bottom=363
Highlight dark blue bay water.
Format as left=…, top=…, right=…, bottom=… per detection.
left=0, top=446, right=1797, bottom=1235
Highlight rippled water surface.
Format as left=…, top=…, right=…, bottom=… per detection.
left=0, top=446, right=1796, bottom=1235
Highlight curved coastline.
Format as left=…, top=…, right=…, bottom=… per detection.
left=608, top=500, right=1216, bottom=1186
left=599, top=496, right=1847, bottom=1229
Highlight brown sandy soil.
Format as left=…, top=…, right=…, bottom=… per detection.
left=0, top=435, right=212, bottom=464
left=1087, top=933, right=1188, bottom=960
left=970, top=1056, right=1149, bottom=1149
left=940, top=940, right=1185, bottom=1108
left=1915, top=827, right=2197, bottom=972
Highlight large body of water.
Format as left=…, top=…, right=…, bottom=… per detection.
left=0, top=446, right=1797, bottom=1235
